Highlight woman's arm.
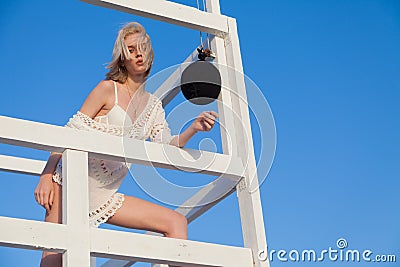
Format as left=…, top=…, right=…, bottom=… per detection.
left=34, top=80, right=112, bottom=211
left=169, top=111, right=218, bottom=148
left=34, top=152, right=62, bottom=212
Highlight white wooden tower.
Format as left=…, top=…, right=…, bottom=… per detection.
left=0, top=0, right=270, bottom=266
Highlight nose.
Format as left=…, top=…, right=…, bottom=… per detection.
left=136, top=53, right=142, bottom=58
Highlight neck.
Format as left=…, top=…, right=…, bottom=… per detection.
left=126, top=74, right=145, bottom=93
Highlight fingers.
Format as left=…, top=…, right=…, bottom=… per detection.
left=197, top=111, right=218, bottom=132
left=34, top=188, right=53, bottom=213
left=203, top=111, right=218, bottom=120
left=200, top=119, right=213, bottom=131
left=49, top=190, right=54, bottom=209
left=209, top=110, right=218, bottom=118
left=202, top=117, right=215, bottom=127
left=44, top=202, right=51, bottom=213
left=34, top=189, right=39, bottom=203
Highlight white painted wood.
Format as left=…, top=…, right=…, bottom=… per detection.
left=62, top=149, right=91, bottom=267
left=0, top=154, right=44, bottom=175
left=213, top=43, right=237, bottom=156
left=91, top=228, right=253, bottom=267
left=206, top=2, right=269, bottom=265
left=80, top=0, right=229, bottom=37
left=206, top=0, right=221, bottom=14
left=0, top=216, right=68, bottom=252
left=204, top=0, right=237, bottom=157
left=223, top=17, right=269, bottom=267
left=178, top=175, right=237, bottom=222
left=0, top=116, right=244, bottom=180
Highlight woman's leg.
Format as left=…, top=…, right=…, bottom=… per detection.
left=107, top=195, right=188, bottom=239
left=107, top=195, right=187, bottom=267
left=40, top=182, right=62, bottom=267
left=39, top=190, right=188, bottom=266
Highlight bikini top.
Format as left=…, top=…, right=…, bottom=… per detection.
left=94, top=81, right=137, bottom=127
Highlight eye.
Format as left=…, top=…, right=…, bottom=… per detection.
left=128, top=46, right=136, bottom=53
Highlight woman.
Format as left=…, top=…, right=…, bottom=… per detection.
left=34, top=22, right=218, bottom=266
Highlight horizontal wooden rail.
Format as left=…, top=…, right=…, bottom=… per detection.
left=81, top=0, right=229, bottom=37
left=0, top=216, right=68, bottom=252
left=91, top=228, right=253, bottom=267
left=0, top=116, right=245, bottom=180
left=0, top=154, right=45, bottom=176
left=0, top=216, right=253, bottom=267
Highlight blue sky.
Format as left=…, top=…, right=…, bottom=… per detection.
left=0, top=0, right=399, bottom=266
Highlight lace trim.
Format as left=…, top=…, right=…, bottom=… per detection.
left=89, top=193, right=125, bottom=227
left=68, top=111, right=131, bottom=137
left=127, top=95, right=159, bottom=139
left=52, top=160, right=63, bottom=185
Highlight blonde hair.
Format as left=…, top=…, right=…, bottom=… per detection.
left=106, top=22, right=154, bottom=82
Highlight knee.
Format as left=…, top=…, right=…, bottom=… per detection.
left=166, top=212, right=188, bottom=239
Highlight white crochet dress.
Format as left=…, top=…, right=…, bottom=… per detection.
left=52, top=81, right=175, bottom=227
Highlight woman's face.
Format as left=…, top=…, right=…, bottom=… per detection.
left=123, top=33, right=148, bottom=78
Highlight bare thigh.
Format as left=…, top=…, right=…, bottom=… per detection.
left=107, top=195, right=188, bottom=239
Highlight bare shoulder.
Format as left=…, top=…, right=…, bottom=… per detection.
left=86, top=80, right=115, bottom=104
left=79, top=80, right=115, bottom=118
left=93, top=80, right=114, bottom=96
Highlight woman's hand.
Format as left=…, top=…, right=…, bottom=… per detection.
left=34, top=174, right=55, bottom=213
left=190, top=111, right=218, bottom=132
left=169, top=111, right=218, bottom=147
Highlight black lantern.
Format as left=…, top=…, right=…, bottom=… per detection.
left=180, top=48, right=221, bottom=105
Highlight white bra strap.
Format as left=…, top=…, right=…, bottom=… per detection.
left=113, top=81, right=118, bottom=105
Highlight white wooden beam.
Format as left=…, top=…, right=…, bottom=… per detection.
left=0, top=116, right=244, bottom=180
left=62, top=149, right=91, bottom=266
left=0, top=216, right=68, bottom=252
left=0, top=154, right=44, bottom=175
left=224, top=17, right=269, bottom=267
left=81, top=0, right=229, bottom=37
left=91, top=228, right=253, bottom=267
left=203, top=0, right=237, bottom=157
